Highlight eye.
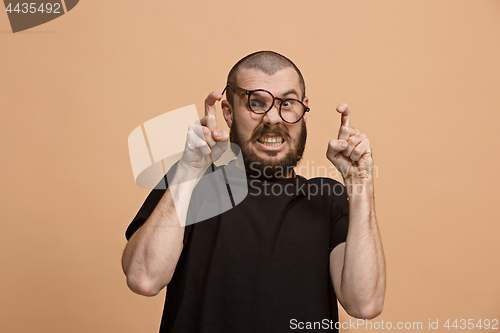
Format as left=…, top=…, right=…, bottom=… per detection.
left=249, top=99, right=265, bottom=109
left=281, top=100, right=294, bottom=109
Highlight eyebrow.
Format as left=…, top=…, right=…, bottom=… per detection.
left=279, top=89, right=299, bottom=98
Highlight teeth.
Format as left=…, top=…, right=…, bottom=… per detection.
left=258, top=136, right=284, bottom=146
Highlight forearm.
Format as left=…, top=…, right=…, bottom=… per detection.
left=340, top=176, right=386, bottom=318
left=121, top=164, right=205, bottom=296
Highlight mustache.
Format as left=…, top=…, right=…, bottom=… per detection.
left=250, top=124, right=291, bottom=142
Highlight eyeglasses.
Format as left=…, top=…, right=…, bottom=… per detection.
left=222, top=84, right=310, bottom=124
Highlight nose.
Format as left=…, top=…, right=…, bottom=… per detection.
left=262, top=102, right=282, bottom=126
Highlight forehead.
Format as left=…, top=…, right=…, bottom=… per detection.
left=236, top=67, right=302, bottom=97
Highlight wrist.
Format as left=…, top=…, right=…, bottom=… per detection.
left=344, top=174, right=374, bottom=186
left=344, top=175, right=374, bottom=198
left=174, top=160, right=209, bottom=185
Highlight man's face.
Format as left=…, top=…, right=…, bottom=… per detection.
left=223, top=67, right=309, bottom=179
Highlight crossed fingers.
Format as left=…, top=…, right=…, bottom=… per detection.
left=335, top=103, right=371, bottom=162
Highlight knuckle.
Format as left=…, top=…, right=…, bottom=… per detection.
left=338, top=126, right=349, bottom=136
left=189, top=123, right=201, bottom=132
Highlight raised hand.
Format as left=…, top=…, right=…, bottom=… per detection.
left=326, top=103, right=373, bottom=182
left=179, top=92, right=230, bottom=171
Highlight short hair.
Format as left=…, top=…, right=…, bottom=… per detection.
left=226, top=51, right=306, bottom=108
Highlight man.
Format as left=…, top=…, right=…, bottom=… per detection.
left=122, top=51, right=385, bottom=332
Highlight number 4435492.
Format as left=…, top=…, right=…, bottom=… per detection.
left=444, top=319, right=498, bottom=329
left=5, top=3, right=61, bottom=14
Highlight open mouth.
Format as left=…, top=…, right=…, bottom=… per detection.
left=257, top=135, right=285, bottom=147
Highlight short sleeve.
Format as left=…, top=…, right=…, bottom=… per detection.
left=124, top=162, right=220, bottom=241
left=125, top=174, right=169, bottom=241
left=329, top=182, right=349, bottom=252
left=125, top=161, right=186, bottom=240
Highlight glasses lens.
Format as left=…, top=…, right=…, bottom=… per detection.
left=248, top=90, right=274, bottom=114
left=280, top=100, right=306, bottom=123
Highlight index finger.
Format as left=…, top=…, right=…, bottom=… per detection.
left=205, top=92, right=223, bottom=116
left=336, top=103, right=351, bottom=128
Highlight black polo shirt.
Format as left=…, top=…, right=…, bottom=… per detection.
left=126, top=161, right=349, bottom=332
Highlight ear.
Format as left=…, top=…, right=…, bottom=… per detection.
left=221, top=100, right=233, bottom=128
left=302, top=96, right=309, bottom=123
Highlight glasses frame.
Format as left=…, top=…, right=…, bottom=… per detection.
left=222, top=84, right=310, bottom=124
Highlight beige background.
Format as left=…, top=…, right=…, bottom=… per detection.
left=1, top=0, right=499, bottom=332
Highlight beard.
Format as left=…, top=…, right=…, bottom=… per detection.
left=229, top=118, right=307, bottom=180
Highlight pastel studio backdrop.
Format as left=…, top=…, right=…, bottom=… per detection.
left=1, top=1, right=499, bottom=332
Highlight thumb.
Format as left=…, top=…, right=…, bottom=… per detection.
left=212, top=129, right=229, bottom=142
left=328, top=139, right=348, bottom=155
